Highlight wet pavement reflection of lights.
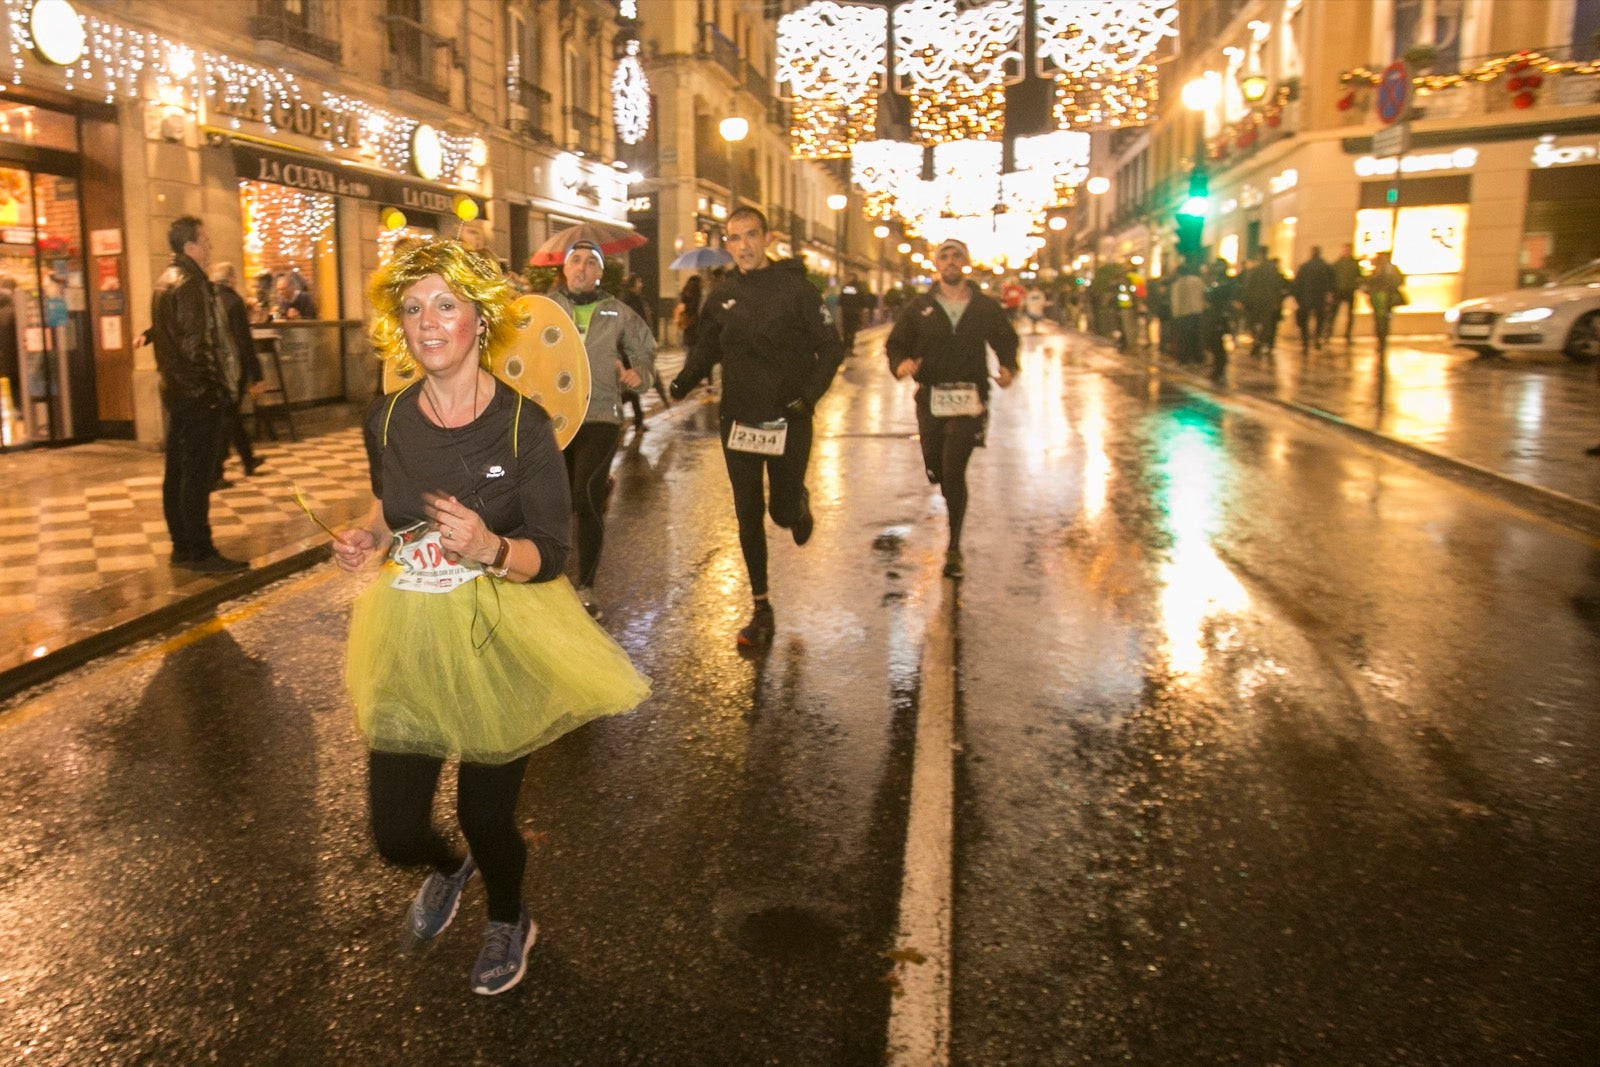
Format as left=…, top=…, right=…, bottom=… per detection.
left=1383, top=350, right=1455, bottom=443
left=1153, top=410, right=1250, bottom=677
left=1015, top=341, right=1073, bottom=471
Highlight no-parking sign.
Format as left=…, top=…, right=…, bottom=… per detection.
left=1376, top=61, right=1412, bottom=125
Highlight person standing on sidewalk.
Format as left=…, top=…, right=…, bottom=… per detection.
left=1364, top=251, right=1408, bottom=358
left=209, top=263, right=265, bottom=486
left=333, top=239, right=649, bottom=996
left=885, top=237, right=1019, bottom=580
left=669, top=206, right=845, bottom=648
left=1292, top=246, right=1335, bottom=350
left=150, top=216, right=246, bottom=574
left=1327, top=243, right=1364, bottom=343
left=1169, top=261, right=1207, bottom=367
left=547, top=241, right=657, bottom=619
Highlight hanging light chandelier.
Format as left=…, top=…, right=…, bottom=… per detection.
left=776, top=0, right=1176, bottom=266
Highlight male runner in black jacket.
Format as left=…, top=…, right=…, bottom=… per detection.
left=885, top=238, right=1018, bottom=579
left=671, top=207, right=844, bottom=648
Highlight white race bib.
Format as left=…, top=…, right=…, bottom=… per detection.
left=929, top=382, right=984, bottom=418
left=727, top=419, right=788, bottom=456
left=388, top=524, right=480, bottom=594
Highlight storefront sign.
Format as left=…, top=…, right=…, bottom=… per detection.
left=1530, top=134, right=1600, bottom=169
left=1268, top=168, right=1298, bottom=194
left=231, top=143, right=484, bottom=218
left=211, top=80, right=357, bottom=146
left=1353, top=147, right=1478, bottom=177
left=1355, top=205, right=1467, bottom=274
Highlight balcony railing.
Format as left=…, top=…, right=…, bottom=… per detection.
left=249, top=2, right=341, bottom=63
left=1335, top=45, right=1600, bottom=127
left=381, top=15, right=452, bottom=105
left=742, top=59, right=771, bottom=103
left=699, top=23, right=741, bottom=81
left=567, top=107, right=606, bottom=157
left=512, top=81, right=553, bottom=143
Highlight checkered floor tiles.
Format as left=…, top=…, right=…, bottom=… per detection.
left=0, top=429, right=372, bottom=618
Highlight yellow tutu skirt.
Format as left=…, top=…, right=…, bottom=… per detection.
left=346, top=567, right=650, bottom=763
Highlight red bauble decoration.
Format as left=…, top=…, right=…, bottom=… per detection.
left=1510, top=60, right=1530, bottom=74
left=1336, top=92, right=1354, bottom=111
left=1266, top=110, right=1282, bottom=128
left=1513, top=90, right=1535, bottom=109
left=1507, top=76, right=1524, bottom=91
left=1526, top=74, right=1544, bottom=89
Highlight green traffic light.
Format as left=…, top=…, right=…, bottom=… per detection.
left=1177, top=195, right=1208, bottom=218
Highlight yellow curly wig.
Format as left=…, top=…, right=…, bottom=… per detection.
left=368, top=239, right=520, bottom=373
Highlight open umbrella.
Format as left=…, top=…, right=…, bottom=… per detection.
left=529, top=221, right=647, bottom=266
left=669, top=247, right=734, bottom=270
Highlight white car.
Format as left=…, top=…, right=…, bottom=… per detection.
left=1445, top=259, right=1600, bottom=361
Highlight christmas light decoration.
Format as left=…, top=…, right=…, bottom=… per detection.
left=1, top=0, right=483, bottom=187
left=850, top=137, right=923, bottom=219
left=775, top=0, right=886, bottom=159
left=239, top=179, right=334, bottom=277
left=894, top=0, right=1021, bottom=144
left=612, top=40, right=650, bottom=146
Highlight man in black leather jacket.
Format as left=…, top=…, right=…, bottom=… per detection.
left=151, top=216, right=246, bottom=573
left=671, top=206, right=844, bottom=649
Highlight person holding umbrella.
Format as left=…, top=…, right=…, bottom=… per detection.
left=546, top=240, right=657, bottom=619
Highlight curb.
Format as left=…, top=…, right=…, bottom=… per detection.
left=0, top=543, right=332, bottom=704
left=1100, top=337, right=1600, bottom=541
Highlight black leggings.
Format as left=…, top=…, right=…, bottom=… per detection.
left=720, top=413, right=814, bottom=599
left=916, top=393, right=983, bottom=552
left=368, top=750, right=531, bottom=923
left=564, top=421, right=622, bottom=589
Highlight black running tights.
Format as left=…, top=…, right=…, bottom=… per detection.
left=720, top=413, right=813, bottom=599
left=564, top=421, right=622, bottom=589
left=917, top=406, right=983, bottom=553
left=368, top=750, right=530, bottom=923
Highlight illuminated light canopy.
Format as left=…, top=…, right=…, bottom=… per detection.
left=894, top=0, right=1022, bottom=144
left=28, top=0, right=85, bottom=66
left=851, top=138, right=923, bottom=220
left=611, top=40, right=651, bottom=146
left=775, top=0, right=886, bottom=159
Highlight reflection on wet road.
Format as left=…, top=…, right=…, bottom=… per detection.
left=1, top=326, right=1596, bottom=1065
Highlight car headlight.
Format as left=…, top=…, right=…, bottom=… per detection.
left=1444, top=307, right=1461, bottom=323
left=1503, top=307, right=1554, bottom=324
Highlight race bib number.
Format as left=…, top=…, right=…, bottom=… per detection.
left=929, top=382, right=983, bottom=418
left=727, top=419, right=788, bottom=456
left=388, top=523, right=480, bottom=593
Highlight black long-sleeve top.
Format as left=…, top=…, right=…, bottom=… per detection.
left=884, top=283, right=1019, bottom=398
left=362, top=380, right=571, bottom=582
left=673, top=257, right=844, bottom=423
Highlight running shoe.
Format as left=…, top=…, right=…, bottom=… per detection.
left=942, top=549, right=965, bottom=580
left=737, top=602, right=775, bottom=647
left=471, top=910, right=538, bottom=995
left=407, top=855, right=476, bottom=940
left=791, top=488, right=814, bottom=546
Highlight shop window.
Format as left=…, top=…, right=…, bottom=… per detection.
left=239, top=179, right=335, bottom=320
left=0, top=103, right=77, bottom=153
left=1574, top=0, right=1600, bottom=61
left=1392, top=0, right=1462, bottom=69
left=1354, top=204, right=1466, bottom=311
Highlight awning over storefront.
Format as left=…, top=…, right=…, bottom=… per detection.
left=228, top=141, right=486, bottom=218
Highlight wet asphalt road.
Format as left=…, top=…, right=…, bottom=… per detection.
left=2, top=328, right=1597, bottom=1066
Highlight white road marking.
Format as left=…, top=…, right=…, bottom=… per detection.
left=885, top=575, right=957, bottom=1066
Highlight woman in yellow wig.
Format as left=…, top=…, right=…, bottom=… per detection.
left=332, top=239, right=648, bottom=996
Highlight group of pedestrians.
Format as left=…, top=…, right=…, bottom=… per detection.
left=150, top=209, right=1025, bottom=998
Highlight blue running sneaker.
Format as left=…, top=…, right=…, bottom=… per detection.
left=471, top=910, right=538, bottom=995
left=407, top=856, right=475, bottom=940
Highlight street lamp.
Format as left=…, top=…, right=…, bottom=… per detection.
left=827, top=192, right=848, bottom=289
left=719, top=115, right=748, bottom=219
left=1085, top=175, right=1110, bottom=276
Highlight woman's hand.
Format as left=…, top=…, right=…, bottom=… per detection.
left=423, top=492, right=495, bottom=565
left=331, top=527, right=380, bottom=572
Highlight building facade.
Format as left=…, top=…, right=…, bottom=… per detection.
left=1101, top=0, right=1600, bottom=333
left=0, top=0, right=640, bottom=450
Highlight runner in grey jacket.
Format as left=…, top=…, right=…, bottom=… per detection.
left=547, top=240, right=656, bottom=617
